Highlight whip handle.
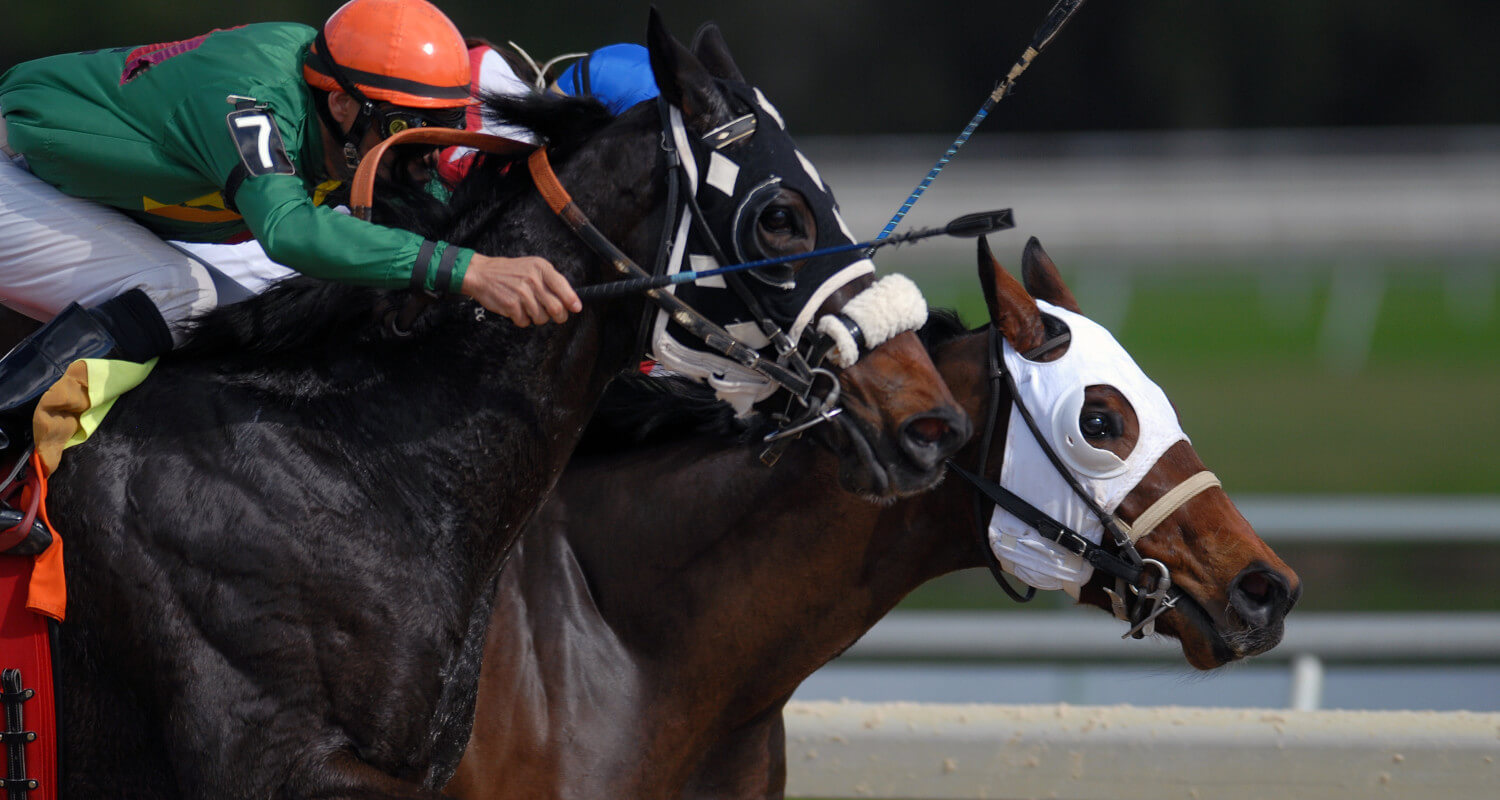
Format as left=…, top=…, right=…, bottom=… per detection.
left=868, top=0, right=1089, bottom=250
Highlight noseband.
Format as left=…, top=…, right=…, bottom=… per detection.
left=947, top=325, right=1221, bottom=639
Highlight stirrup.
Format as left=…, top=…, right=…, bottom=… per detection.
left=0, top=508, right=50, bottom=557
left=0, top=445, right=50, bottom=556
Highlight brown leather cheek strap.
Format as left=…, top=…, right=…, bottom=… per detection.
left=350, top=127, right=535, bottom=220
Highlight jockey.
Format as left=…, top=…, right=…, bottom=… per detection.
left=0, top=0, right=580, bottom=457
left=552, top=43, right=659, bottom=114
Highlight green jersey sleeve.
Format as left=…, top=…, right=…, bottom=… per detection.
left=167, top=83, right=472, bottom=292
left=233, top=173, right=472, bottom=291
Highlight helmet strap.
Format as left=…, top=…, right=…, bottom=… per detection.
left=310, top=30, right=382, bottom=171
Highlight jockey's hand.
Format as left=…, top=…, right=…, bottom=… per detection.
left=461, top=254, right=581, bottom=327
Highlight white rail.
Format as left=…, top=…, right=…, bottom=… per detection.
left=1234, top=495, right=1500, bottom=543
left=803, top=127, right=1500, bottom=264
left=843, top=611, right=1500, bottom=663
left=832, top=611, right=1500, bottom=712
left=783, top=701, right=1500, bottom=800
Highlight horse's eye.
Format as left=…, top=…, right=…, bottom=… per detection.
left=1080, top=411, right=1117, bottom=439
left=760, top=205, right=796, bottom=234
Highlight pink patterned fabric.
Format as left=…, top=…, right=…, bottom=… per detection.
left=120, top=27, right=242, bottom=86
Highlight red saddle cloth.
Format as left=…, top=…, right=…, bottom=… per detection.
left=0, top=454, right=60, bottom=799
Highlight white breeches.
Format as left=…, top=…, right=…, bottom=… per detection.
left=168, top=239, right=297, bottom=298
left=1, top=112, right=294, bottom=344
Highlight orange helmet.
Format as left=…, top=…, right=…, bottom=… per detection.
left=303, top=0, right=471, bottom=109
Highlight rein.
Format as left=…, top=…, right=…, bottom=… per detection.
left=346, top=126, right=820, bottom=399
left=350, top=128, right=535, bottom=334
left=947, top=325, right=1221, bottom=639
left=350, top=128, right=534, bottom=221
left=523, top=147, right=818, bottom=401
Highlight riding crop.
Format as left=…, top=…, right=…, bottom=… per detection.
left=867, top=0, right=1088, bottom=253
left=576, top=209, right=1014, bottom=301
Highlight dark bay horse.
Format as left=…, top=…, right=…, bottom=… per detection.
left=5, top=14, right=967, bottom=800
left=446, top=238, right=1301, bottom=800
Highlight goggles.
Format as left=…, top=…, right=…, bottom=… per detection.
left=375, top=104, right=467, bottom=139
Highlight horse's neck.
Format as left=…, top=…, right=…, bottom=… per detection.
left=550, top=439, right=965, bottom=709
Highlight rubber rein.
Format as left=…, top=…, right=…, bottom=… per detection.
left=349, top=126, right=818, bottom=400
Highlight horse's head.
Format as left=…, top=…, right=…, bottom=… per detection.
left=959, top=237, right=1299, bottom=669
left=630, top=12, right=967, bottom=498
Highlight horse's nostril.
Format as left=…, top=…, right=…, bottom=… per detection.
left=1238, top=571, right=1272, bottom=604
left=905, top=417, right=950, bottom=446
left=898, top=410, right=969, bottom=472
left=1230, top=567, right=1292, bottom=628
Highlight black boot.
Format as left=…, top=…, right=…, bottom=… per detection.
left=0, top=288, right=172, bottom=455
left=0, top=303, right=117, bottom=454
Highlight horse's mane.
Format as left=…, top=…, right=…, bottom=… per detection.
left=573, top=372, right=761, bottom=456
left=178, top=91, right=614, bottom=360
left=576, top=308, right=973, bottom=455
left=917, top=307, right=971, bottom=350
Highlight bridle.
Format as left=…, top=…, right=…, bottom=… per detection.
left=521, top=97, right=840, bottom=416
left=946, top=323, right=1221, bottom=639
left=351, top=101, right=856, bottom=443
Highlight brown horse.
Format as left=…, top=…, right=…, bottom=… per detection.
left=446, top=238, right=1300, bottom=800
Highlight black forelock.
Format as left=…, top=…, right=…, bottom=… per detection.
left=573, top=372, right=763, bottom=456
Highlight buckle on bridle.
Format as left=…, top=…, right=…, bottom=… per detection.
left=762, top=405, right=843, bottom=445
left=763, top=367, right=841, bottom=444
left=1105, top=558, right=1177, bottom=639
left=759, top=367, right=843, bottom=466
left=701, top=112, right=757, bottom=149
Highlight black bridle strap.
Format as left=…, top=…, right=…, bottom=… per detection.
left=526, top=148, right=814, bottom=399
left=947, top=460, right=1148, bottom=587
left=962, top=325, right=1035, bottom=603
left=663, top=98, right=810, bottom=376
left=629, top=122, right=683, bottom=367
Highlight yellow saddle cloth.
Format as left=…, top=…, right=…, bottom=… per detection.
left=23, top=357, right=156, bottom=620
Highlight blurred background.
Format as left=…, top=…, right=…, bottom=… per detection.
left=6, top=1, right=1498, bottom=711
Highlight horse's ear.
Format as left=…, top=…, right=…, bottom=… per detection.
left=979, top=236, right=1047, bottom=353
left=1020, top=236, right=1081, bottom=314
left=690, top=23, right=746, bottom=83
left=647, top=9, right=731, bottom=131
